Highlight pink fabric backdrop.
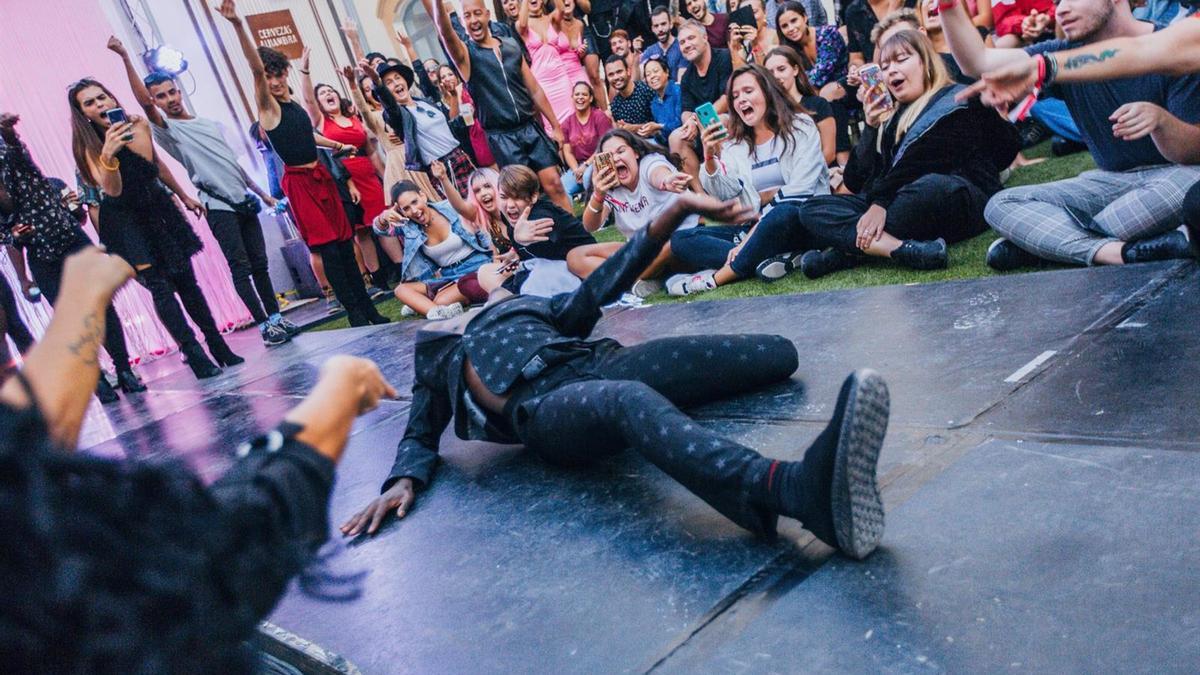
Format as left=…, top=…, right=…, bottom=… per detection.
left=0, top=0, right=252, bottom=368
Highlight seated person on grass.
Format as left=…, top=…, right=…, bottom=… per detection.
left=940, top=0, right=1200, bottom=270
left=666, top=64, right=830, bottom=296
left=379, top=179, right=492, bottom=320
left=570, top=129, right=698, bottom=298
left=441, top=163, right=596, bottom=296
left=792, top=30, right=1019, bottom=279
left=764, top=46, right=840, bottom=164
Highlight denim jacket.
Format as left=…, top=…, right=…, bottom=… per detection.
left=399, top=200, right=492, bottom=282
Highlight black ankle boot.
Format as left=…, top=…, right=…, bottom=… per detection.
left=96, top=377, right=120, bottom=404
left=767, top=370, right=890, bottom=559
left=800, top=248, right=860, bottom=279
left=181, top=343, right=221, bottom=379
left=206, top=336, right=244, bottom=368
left=891, top=238, right=948, bottom=270
left=116, top=369, right=147, bottom=393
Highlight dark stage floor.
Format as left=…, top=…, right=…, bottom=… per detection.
left=80, top=261, right=1200, bottom=674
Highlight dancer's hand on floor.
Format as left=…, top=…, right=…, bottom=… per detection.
left=342, top=477, right=416, bottom=536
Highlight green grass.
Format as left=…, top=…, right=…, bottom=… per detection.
left=313, top=141, right=1094, bottom=330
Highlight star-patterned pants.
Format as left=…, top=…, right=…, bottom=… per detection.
left=513, top=333, right=800, bottom=537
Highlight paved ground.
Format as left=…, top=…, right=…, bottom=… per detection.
left=80, top=261, right=1200, bottom=674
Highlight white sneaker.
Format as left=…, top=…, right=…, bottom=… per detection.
left=630, top=278, right=664, bottom=299
left=426, top=303, right=464, bottom=320
left=666, top=271, right=718, bottom=296
left=400, top=304, right=416, bottom=317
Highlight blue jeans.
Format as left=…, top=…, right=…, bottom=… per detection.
left=560, top=164, right=595, bottom=197
left=1030, top=98, right=1084, bottom=144
left=670, top=202, right=808, bottom=277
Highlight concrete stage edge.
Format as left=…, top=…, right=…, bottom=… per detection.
left=80, top=261, right=1200, bottom=674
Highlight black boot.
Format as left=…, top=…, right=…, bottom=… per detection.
left=96, top=377, right=120, bottom=404
left=116, top=369, right=147, bottom=393
left=891, top=238, right=948, bottom=270
left=181, top=342, right=221, bottom=379
left=765, top=370, right=890, bottom=559
left=206, top=335, right=245, bottom=368
left=799, top=248, right=860, bottom=279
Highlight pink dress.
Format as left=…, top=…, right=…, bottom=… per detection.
left=523, top=23, right=585, bottom=125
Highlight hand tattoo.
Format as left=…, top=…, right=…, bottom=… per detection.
left=1063, top=49, right=1119, bottom=71
left=66, top=311, right=104, bottom=367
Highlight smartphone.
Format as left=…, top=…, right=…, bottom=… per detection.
left=728, top=5, right=755, bottom=28
left=857, top=64, right=893, bottom=108
left=593, top=151, right=615, bottom=176
left=694, top=102, right=726, bottom=138
left=104, top=108, right=128, bottom=126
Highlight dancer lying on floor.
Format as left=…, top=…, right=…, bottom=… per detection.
left=343, top=192, right=891, bottom=558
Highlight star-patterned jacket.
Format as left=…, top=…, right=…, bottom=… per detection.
left=384, top=228, right=663, bottom=491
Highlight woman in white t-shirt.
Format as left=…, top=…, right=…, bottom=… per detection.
left=667, top=64, right=830, bottom=295
left=571, top=129, right=698, bottom=298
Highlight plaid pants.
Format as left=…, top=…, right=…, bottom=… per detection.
left=431, top=147, right=476, bottom=201
left=984, top=165, right=1200, bottom=265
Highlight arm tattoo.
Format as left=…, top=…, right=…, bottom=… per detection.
left=1063, top=49, right=1120, bottom=71
left=66, top=311, right=104, bottom=367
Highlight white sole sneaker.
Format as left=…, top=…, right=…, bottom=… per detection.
left=755, top=252, right=805, bottom=283
left=631, top=278, right=665, bottom=299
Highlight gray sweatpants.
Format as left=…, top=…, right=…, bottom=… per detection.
left=984, top=164, right=1200, bottom=265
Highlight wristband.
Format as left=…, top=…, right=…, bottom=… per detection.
left=1042, top=52, right=1059, bottom=88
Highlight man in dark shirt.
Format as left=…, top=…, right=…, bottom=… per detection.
left=606, top=56, right=662, bottom=139
left=0, top=113, right=142, bottom=402
left=421, top=0, right=574, bottom=212
left=342, top=192, right=892, bottom=560
left=683, top=0, right=732, bottom=48
left=670, top=20, right=734, bottom=189
left=942, top=0, right=1200, bottom=270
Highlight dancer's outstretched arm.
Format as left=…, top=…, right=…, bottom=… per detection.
left=552, top=193, right=755, bottom=337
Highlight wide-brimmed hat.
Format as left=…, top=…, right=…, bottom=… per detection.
left=376, top=61, right=414, bottom=87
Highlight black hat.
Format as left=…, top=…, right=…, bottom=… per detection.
left=376, top=61, right=414, bottom=87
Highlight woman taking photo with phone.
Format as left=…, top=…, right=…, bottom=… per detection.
left=69, top=78, right=243, bottom=379
left=569, top=129, right=697, bottom=298
left=790, top=30, right=1018, bottom=279
left=667, top=64, right=830, bottom=296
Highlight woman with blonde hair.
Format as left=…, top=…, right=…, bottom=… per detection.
left=791, top=30, right=1019, bottom=279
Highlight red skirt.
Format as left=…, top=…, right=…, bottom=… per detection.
left=342, top=156, right=387, bottom=230
left=281, top=164, right=353, bottom=247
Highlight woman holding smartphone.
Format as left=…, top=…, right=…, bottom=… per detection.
left=667, top=64, right=830, bottom=295
left=793, top=30, right=1018, bottom=278
left=69, top=78, right=242, bottom=379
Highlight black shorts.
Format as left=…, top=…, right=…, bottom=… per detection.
left=486, top=123, right=561, bottom=172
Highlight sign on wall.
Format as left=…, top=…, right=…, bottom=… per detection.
left=245, top=10, right=306, bottom=59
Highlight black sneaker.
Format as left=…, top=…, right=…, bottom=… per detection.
left=1121, top=229, right=1194, bottom=264
left=755, top=251, right=805, bottom=283
left=799, top=248, right=860, bottom=279
left=775, top=370, right=890, bottom=559
left=1051, top=137, right=1088, bottom=157
left=892, top=238, right=948, bottom=271
left=261, top=322, right=291, bottom=346
left=1015, top=118, right=1051, bottom=149
left=986, top=238, right=1045, bottom=271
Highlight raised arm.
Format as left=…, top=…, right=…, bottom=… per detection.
left=552, top=194, right=755, bottom=335
left=516, top=0, right=532, bottom=35
left=0, top=248, right=132, bottom=447
left=216, top=0, right=282, bottom=127
left=107, top=36, right=164, bottom=127
left=421, top=0, right=471, bottom=79
left=429, top=160, right=478, bottom=221
left=341, top=21, right=367, bottom=64
left=939, top=0, right=1031, bottom=78
left=962, top=19, right=1200, bottom=111
left=297, top=49, right=324, bottom=128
